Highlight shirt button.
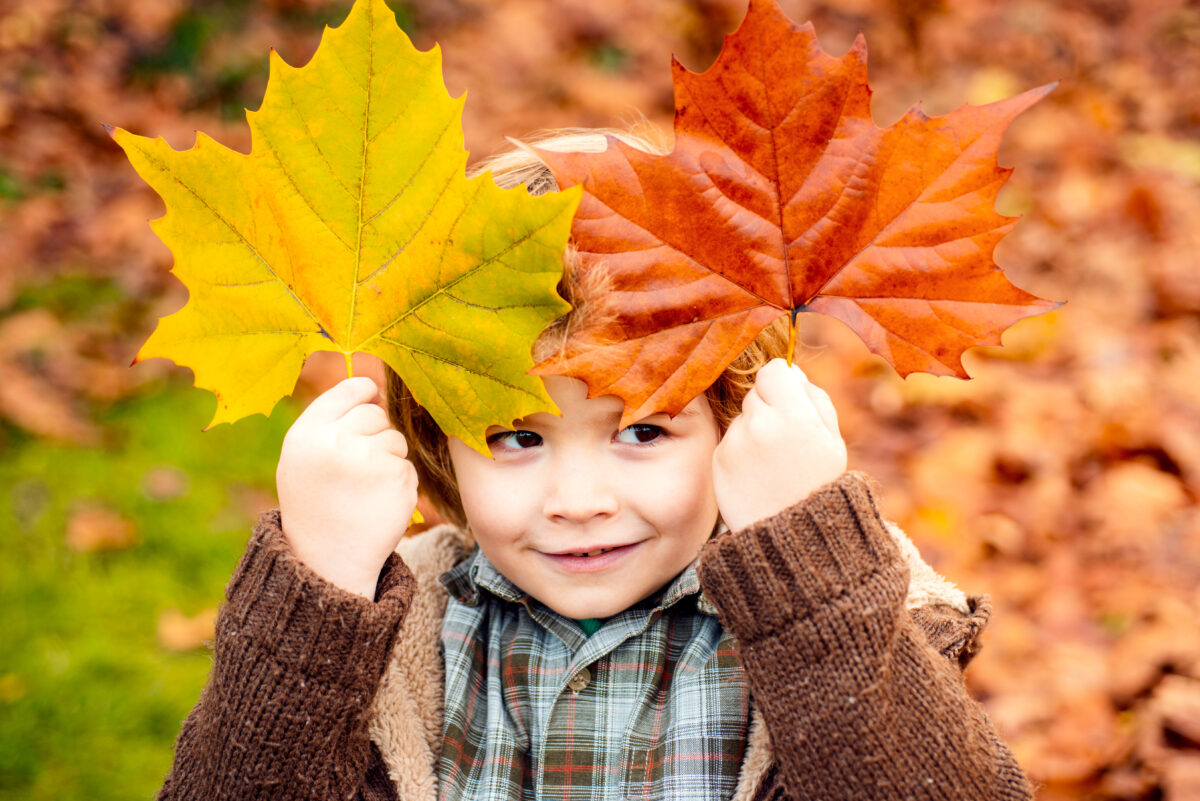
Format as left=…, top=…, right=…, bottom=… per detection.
left=567, top=667, right=591, bottom=693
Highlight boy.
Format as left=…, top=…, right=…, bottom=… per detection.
left=156, top=132, right=1032, bottom=801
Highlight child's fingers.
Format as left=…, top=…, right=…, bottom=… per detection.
left=739, top=379, right=767, bottom=417
left=371, top=428, right=410, bottom=460
left=302, top=376, right=381, bottom=424
left=340, top=401, right=392, bottom=436
left=751, top=358, right=811, bottom=408
left=753, top=359, right=825, bottom=422
left=739, top=359, right=794, bottom=418
left=803, top=380, right=840, bottom=438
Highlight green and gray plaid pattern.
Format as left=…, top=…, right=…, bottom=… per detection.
left=437, top=548, right=750, bottom=801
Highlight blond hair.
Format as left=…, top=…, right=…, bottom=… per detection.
left=384, top=128, right=790, bottom=528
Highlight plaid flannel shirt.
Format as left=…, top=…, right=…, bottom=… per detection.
left=437, top=547, right=751, bottom=801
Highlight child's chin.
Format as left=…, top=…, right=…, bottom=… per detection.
left=537, top=583, right=662, bottom=620
left=542, top=596, right=626, bottom=620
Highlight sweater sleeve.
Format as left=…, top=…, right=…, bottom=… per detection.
left=697, top=472, right=1032, bottom=801
left=157, top=510, right=416, bottom=801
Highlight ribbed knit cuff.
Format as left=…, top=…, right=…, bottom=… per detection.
left=219, top=509, right=417, bottom=691
left=698, top=471, right=908, bottom=643
left=910, top=594, right=992, bottom=669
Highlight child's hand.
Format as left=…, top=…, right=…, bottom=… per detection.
left=713, top=358, right=847, bottom=531
left=276, top=376, right=418, bottom=599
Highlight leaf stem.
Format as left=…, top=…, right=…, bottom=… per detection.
left=787, top=307, right=800, bottom=367
left=345, top=351, right=354, bottom=378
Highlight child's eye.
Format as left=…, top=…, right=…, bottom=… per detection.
left=486, top=429, right=543, bottom=451
left=614, top=424, right=664, bottom=445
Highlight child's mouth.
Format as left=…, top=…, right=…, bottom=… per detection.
left=568, top=547, right=618, bottom=557
left=541, top=542, right=640, bottom=572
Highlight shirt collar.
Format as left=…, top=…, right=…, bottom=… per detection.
left=438, top=547, right=525, bottom=607
left=438, top=546, right=718, bottom=617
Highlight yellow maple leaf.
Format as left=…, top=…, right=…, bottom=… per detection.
left=111, top=0, right=579, bottom=453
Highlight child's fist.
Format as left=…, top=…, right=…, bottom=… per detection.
left=276, top=376, right=418, bottom=599
left=713, top=359, right=847, bottom=531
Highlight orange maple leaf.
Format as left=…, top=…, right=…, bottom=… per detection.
left=533, top=0, right=1060, bottom=424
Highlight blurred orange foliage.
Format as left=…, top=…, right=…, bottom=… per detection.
left=2, top=0, right=1199, bottom=797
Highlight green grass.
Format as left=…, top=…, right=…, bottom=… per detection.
left=0, top=380, right=296, bottom=801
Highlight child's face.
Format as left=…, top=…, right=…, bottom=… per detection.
left=447, top=376, right=721, bottom=619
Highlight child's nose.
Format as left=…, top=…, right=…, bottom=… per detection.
left=542, top=457, right=619, bottom=523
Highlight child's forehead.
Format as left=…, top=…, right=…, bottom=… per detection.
left=519, top=376, right=624, bottom=428
left=512, top=376, right=709, bottom=429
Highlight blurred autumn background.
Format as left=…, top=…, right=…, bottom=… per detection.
left=1, top=0, right=1198, bottom=798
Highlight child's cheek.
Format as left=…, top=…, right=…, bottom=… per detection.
left=633, top=446, right=720, bottom=547
left=448, top=447, right=535, bottom=547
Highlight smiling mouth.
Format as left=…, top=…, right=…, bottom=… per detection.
left=541, top=542, right=641, bottom=572
left=563, top=546, right=621, bottom=557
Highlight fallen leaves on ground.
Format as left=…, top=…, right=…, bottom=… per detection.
left=156, top=607, right=218, bottom=652
left=65, top=506, right=138, bottom=552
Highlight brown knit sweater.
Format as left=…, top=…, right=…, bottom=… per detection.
left=156, top=472, right=1032, bottom=800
